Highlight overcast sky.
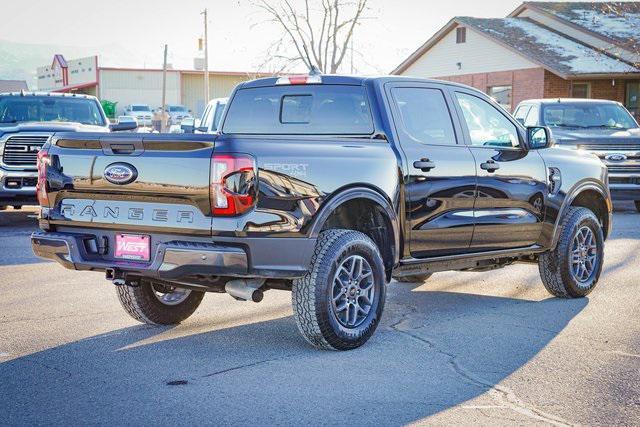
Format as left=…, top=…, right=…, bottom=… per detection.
left=0, top=0, right=541, bottom=73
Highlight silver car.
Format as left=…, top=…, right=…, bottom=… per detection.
left=123, top=104, right=153, bottom=127
left=167, top=105, right=193, bottom=126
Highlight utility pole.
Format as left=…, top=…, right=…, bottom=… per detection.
left=161, top=44, right=168, bottom=132
left=202, top=8, right=210, bottom=105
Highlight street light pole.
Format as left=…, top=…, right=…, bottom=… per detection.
left=202, top=8, right=210, bottom=105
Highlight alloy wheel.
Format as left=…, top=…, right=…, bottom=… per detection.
left=152, top=283, right=192, bottom=306
left=331, top=255, right=376, bottom=328
left=570, top=226, right=598, bottom=284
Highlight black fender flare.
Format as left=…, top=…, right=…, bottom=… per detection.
left=550, top=180, right=612, bottom=248
left=308, top=186, right=400, bottom=265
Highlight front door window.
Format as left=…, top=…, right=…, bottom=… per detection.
left=455, top=92, right=520, bottom=149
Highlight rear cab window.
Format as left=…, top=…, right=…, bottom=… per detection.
left=222, top=85, right=373, bottom=135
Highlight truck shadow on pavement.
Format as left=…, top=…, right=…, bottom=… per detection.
left=0, top=209, right=49, bottom=266
left=0, top=286, right=587, bottom=425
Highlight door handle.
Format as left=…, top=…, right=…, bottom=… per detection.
left=413, top=158, right=436, bottom=172
left=480, top=160, right=500, bottom=172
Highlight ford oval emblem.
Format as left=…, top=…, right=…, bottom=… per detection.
left=104, top=163, right=138, bottom=185
left=605, top=153, right=627, bottom=162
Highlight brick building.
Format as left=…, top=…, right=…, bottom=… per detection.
left=392, top=2, right=640, bottom=117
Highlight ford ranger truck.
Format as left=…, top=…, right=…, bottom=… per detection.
left=514, top=99, right=640, bottom=212
left=31, top=75, right=612, bottom=350
left=0, top=92, right=136, bottom=211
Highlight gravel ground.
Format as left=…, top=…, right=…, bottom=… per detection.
left=0, top=204, right=639, bottom=426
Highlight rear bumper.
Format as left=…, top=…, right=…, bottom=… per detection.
left=31, top=230, right=315, bottom=281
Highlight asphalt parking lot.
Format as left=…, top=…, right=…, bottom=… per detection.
left=1, top=205, right=639, bottom=426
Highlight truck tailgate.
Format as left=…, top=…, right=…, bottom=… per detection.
left=44, top=133, right=216, bottom=235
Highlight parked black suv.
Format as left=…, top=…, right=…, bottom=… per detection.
left=514, top=98, right=640, bottom=211
left=32, top=75, right=611, bottom=350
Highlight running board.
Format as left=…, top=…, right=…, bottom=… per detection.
left=395, top=245, right=544, bottom=277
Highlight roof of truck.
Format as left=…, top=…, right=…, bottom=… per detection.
left=520, top=98, right=622, bottom=105
left=237, top=74, right=475, bottom=90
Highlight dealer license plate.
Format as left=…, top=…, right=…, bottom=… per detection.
left=114, top=234, right=150, bottom=261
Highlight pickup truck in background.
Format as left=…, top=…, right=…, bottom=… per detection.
left=514, top=98, right=640, bottom=211
left=31, top=75, right=611, bottom=350
left=123, top=104, right=153, bottom=127
left=0, top=92, right=136, bottom=210
left=181, top=97, right=228, bottom=134
left=166, top=104, right=193, bottom=126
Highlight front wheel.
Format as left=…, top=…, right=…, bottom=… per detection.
left=538, top=207, right=604, bottom=298
left=116, top=279, right=205, bottom=325
left=292, top=229, right=386, bottom=350
left=634, top=200, right=640, bottom=213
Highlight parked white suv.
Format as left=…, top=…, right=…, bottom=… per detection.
left=167, top=105, right=192, bottom=125
left=123, top=104, right=153, bottom=127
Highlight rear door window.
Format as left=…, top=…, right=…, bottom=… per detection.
left=223, top=85, right=373, bottom=135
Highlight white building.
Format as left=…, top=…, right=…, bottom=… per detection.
left=37, top=54, right=272, bottom=116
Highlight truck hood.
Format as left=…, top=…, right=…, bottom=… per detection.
left=551, top=126, right=640, bottom=146
left=0, top=121, right=109, bottom=134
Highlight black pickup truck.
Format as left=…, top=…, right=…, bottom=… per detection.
left=31, top=75, right=612, bottom=350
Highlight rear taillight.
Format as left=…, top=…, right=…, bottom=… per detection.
left=36, top=149, right=50, bottom=206
left=210, top=153, right=257, bottom=216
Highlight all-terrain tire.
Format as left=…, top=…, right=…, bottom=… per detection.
left=116, top=279, right=205, bottom=325
left=292, top=229, right=386, bottom=350
left=392, top=273, right=433, bottom=283
left=634, top=201, right=640, bottom=213
left=538, top=207, right=604, bottom=298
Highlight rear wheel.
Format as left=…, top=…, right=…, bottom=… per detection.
left=393, top=273, right=433, bottom=283
left=634, top=201, right=640, bottom=213
left=538, top=207, right=604, bottom=298
left=292, top=229, right=386, bottom=350
left=116, top=279, right=205, bottom=325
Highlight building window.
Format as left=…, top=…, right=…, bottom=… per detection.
left=571, top=82, right=591, bottom=98
left=456, top=27, right=466, bottom=44
left=487, top=85, right=512, bottom=111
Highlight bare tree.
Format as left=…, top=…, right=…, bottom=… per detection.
left=251, top=0, right=370, bottom=74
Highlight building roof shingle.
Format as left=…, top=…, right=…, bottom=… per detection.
left=456, top=16, right=640, bottom=77
left=525, top=1, right=640, bottom=47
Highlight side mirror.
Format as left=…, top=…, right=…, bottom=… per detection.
left=110, top=121, right=138, bottom=132
left=516, top=118, right=525, bottom=125
left=195, top=126, right=209, bottom=133
left=527, top=126, right=553, bottom=149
